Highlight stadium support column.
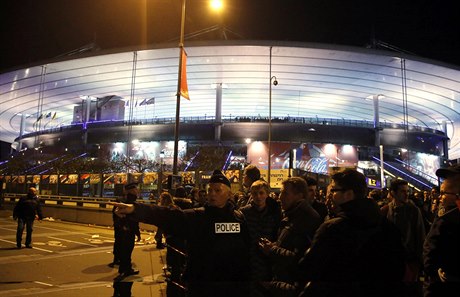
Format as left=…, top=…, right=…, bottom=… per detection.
left=215, top=83, right=222, bottom=141
left=17, top=114, right=26, bottom=151
left=83, top=95, right=91, bottom=149
left=373, top=94, right=385, bottom=189
left=442, top=121, right=449, bottom=161
left=373, top=94, right=380, bottom=147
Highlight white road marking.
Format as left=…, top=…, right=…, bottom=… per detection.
left=0, top=238, right=17, bottom=245
left=29, top=246, right=53, bottom=253
left=0, top=226, right=18, bottom=232
left=33, top=281, right=53, bottom=287
left=47, top=236, right=98, bottom=247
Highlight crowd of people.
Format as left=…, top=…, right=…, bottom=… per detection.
left=14, top=162, right=460, bottom=297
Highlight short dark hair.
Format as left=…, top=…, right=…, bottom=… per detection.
left=244, top=165, right=261, bottom=182
left=389, top=179, right=408, bottom=193
left=174, top=186, right=187, bottom=198
left=124, top=182, right=138, bottom=190
left=282, top=177, right=309, bottom=200
left=302, top=176, right=318, bottom=187
left=331, top=169, right=367, bottom=199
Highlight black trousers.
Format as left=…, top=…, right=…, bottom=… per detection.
left=113, top=227, right=135, bottom=273
left=16, top=217, right=35, bottom=247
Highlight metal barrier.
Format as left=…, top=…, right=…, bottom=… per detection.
left=2, top=193, right=154, bottom=209
left=1, top=193, right=156, bottom=228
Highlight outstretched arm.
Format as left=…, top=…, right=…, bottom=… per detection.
left=109, top=202, right=135, bottom=218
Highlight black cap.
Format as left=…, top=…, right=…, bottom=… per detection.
left=209, top=170, right=231, bottom=188
left=436, top=164, right=460, bottom=179
left=124, top=182, right=138, bottom=190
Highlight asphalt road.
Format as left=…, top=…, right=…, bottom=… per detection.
left=0, top=210, right=168, bottom=297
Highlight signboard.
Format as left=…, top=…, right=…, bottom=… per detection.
left=366, top=177, right=382, bottom=189
left=90, top=174, right=101, bottom=184
left=103, top=174, right=114, bottom=185
left=33, top=175, right=41, bottom=185
left=80, top=174, right=91, bottom=184
left=259, top=169, right=290, bottom=189
left=59, top=174, right=78, bottom=184
left=143, top=172, right=158, bottom=185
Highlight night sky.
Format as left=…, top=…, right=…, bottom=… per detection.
left=1, top=0, right=459, bottom=71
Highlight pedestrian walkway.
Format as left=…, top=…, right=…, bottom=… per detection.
left=0, top=210, right=167, bottom=297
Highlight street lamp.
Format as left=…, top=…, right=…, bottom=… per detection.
left=159, top=150, right=165, bottom=194
left=268, top=46, right=278, bottom=186
left=172, top=0, right=223, bottom=175
left=172, top=0, right=187, bottom=175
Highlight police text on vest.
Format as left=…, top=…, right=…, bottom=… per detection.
left=215, top=223, right=240, bottom=233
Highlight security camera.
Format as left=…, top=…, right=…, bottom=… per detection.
left=273, top=80, right=278, bottom=86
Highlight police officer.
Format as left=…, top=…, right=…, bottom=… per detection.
left=111, top=182, right=141, bottom=281
left=112, top=170, right=251, bottom=297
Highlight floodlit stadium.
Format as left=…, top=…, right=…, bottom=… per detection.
left=1, top=40, right=459, bottom=189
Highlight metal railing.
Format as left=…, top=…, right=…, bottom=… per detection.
left=16, top=115, right=445, bottom=141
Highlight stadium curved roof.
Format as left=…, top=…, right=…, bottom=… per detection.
left=1, top=40, right=460, bottom=159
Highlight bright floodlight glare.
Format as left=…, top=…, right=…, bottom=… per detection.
left=210, top=0, right=223, bottom=11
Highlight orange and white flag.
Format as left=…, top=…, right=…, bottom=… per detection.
left=180, top=49, right=190, bottom=100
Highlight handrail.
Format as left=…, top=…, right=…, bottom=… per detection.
left=372, top=156, right=434, bottom=189
left=16, top=115, right=445, bottom=141
left=393, top=158, right=438, bottom=185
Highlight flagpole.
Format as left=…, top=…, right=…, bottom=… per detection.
left=173, top=0, right=187, bottom=175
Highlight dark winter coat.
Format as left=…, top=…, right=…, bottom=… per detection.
left=298, top=198, right=406, bottom=297
left=241, top=197, right=282, bottom=282
left=13, top=193, right=43, bottom=220
left=132, top=201, right=251, bottom=297
left=268, top=199, right=321, bottom=297
left=385, top=199, right=426, bottom=262
left=113, top=194, right=140, bottom=238
left=423, top=207, right=460, bottom=297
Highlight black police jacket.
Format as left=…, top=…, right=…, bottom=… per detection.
left=132, top=201, right=250, bottom=297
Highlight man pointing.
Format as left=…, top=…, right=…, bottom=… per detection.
left=112, top=170, right=250, bottom=297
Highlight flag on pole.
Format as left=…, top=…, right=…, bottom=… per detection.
left=139, top=98, right=147, bottom=106
left=145, top=97, right=155, bottom=105
left=35, top=113, right=43, bottom=123
left=180, top=49, right=190, bottom=100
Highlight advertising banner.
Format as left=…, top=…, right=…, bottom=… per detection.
left=90, top=174, right=101, bottom=184
left=143, top=173, right=158, bottom=185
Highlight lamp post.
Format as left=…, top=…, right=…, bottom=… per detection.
left=172, top=0, right=187, bottom=175
left=173, top=0, right=223, bottom=175
left=268, top=46, right=278, bottom=186
left=159, top=150, right=165, bottom=194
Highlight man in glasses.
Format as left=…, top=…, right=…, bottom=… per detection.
left=298, top=169, right=406, bottom=297
left=423, top=164, right=460, bottom=297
